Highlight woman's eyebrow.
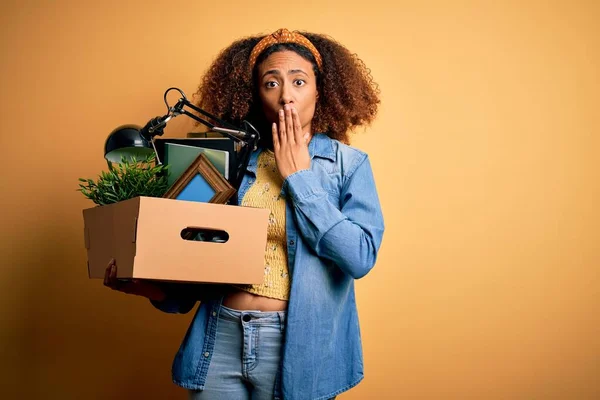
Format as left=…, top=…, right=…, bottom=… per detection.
left=262, top=69, right=308, bottom=79
left=288, top=69, right=308, bottom=76
left=262, top=69, right=281, bottom=79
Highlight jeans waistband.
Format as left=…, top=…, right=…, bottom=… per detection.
left=219, top=304, right=286, bottom=326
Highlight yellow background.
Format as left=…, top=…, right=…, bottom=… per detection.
left=1, top=0, right=598, bottom=398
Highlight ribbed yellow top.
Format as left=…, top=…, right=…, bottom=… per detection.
left=236, top=150, right=290, bottom=300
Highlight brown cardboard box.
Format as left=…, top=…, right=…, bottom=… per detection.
left=83, top=196, right=269, bottom=284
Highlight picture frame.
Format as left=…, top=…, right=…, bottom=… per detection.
left=153, top=137, right=237, bottom=186
left=163, top=153, right=236, bottom=205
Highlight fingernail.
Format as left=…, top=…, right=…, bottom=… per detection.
left=279, top=109, right=284, bottom=115
left=284, top=104, right=289, bottom=110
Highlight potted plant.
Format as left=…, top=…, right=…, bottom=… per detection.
left=78, top=153, right=169, bottom=206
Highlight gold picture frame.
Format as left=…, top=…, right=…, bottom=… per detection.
left=163, top=153, right=236, bottom=204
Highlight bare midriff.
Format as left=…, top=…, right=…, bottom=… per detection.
left=222, top=289, right=288, bottom=311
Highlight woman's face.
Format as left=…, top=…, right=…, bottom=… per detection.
left=256, top=50, right=318, bottom=134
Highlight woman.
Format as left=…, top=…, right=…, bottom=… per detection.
left=105, top=28, right=385, bottom=400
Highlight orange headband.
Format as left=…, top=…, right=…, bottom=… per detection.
left=248, top=28, right=323, bottom=72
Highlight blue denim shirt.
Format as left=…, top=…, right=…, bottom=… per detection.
left=151, top=133, right=385, bottom=400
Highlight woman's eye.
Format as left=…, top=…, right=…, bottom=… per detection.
left=294, top=79, right=306, bottom=86
left=265, top=81, right=278, bottom=88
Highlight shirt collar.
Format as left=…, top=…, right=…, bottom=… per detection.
left=308, top=133, right=336, bottom=161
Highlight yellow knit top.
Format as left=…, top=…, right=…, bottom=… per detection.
left=236, top=149, right=290, bottom=300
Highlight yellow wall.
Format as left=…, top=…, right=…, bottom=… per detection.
left=1, top=1, right=598, bottom=398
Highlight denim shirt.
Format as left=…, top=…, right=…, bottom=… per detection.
left=151, top=133, right=385, bottom=400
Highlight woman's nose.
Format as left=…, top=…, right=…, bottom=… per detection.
left=279, top=85, right=294, bottom=105
left=280, top=98, right=294, bottom=108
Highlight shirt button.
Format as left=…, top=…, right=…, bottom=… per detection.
left=204, top=352, right=210, bottom=357
left=289, top=240, right=295, bottom=246
left=212, top=312, right=217, bottom=317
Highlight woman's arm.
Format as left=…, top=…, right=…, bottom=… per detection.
left=149, top=283, right=233, bottom=314
left=104, top=259, right=198, bottom=314
left=149, top=283, right=198, bottom=314
left=283, top=154, right=385, bottom=279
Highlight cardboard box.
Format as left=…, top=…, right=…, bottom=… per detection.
left=83, top=196, right=269, bottom=284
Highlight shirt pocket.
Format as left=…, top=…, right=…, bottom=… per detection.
left=312, top=158, right=342, bottom=209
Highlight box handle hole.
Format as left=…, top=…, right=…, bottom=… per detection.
left=181, top=228, right=229, bottom=243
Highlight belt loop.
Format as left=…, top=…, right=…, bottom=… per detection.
left=278, top=311, right=286, bottom=332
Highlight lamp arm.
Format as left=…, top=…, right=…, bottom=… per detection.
left=229, top=126, right=259, bottom=202
left=141, top=87, right=261, bottom=196
left=174, top=96, right=249, bottom=134
left=178, top=109, right=250, bottom=142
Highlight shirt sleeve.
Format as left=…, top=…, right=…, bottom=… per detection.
left=283, top=154, right=385, bottom=279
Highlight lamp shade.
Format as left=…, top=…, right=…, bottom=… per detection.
left=104, top=124, right=155, bottom=163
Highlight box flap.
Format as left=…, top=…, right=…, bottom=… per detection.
left=132, top=216, right=138, bottom=243
left=84, top=225, right=90, bottom=249
left=82, top=197, right=141, bottom=279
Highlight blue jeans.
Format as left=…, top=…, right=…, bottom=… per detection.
left=188, top=305, right=286, bottom=400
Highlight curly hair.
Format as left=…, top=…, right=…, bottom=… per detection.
left=193, top=31, right=380, bottom=144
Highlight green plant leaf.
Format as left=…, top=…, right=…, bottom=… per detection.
left=77, top=152, right=170, bottom=206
